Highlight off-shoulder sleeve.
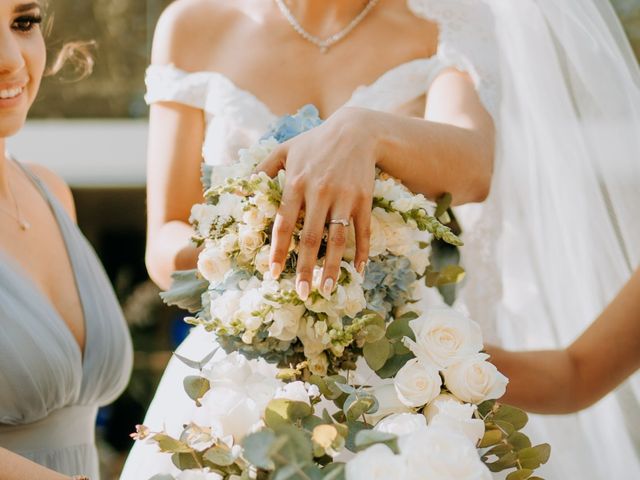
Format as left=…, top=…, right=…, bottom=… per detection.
left=145, top=64, right=212, bottom=109
left=408, top=0, right=501, bottom=119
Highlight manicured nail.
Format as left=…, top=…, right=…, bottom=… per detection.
left=357, top=261, right=367, bottom=275
left=323, top=278, right=334, bottom=296
left=270, top=262, right=283, bottom=279
left=297, top=280, right=310, bottom=301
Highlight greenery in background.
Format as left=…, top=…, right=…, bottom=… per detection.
left=30, top=0, right=640, bottom=119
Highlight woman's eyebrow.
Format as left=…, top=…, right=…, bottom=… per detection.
left=14, top=2, right=41, bottom=13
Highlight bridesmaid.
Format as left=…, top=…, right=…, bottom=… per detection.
left=0, top=1, right=132, bottom=479
left=488, top=268, right=640, bottom=414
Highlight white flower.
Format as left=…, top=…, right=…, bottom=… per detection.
left=343, top=224, right=357, bottom=261
left=216, top=193, right=245, bottom=222
left=368, top=210, right=388, bottom=257
left=238, top=137, right=278, bottom=167
left=443, top=353, right=509, bottom=404
left=427, top=397, right=485, bottom=445
left=190, top=204, right=218, bottom=237
left=210, top=163, right=253, bottom=189
left=269, top=303, right=305, bottom=341
left=198, top=246, right=231, bottom=285
left=274, top=381, right=313, bottom=405
left=176, top=469, right=223, bottom=480
left=373, top=208, right=413, bottom=256
left=253, top=191, right=278, bottom=219
left=242, top=207, right=267, bottom=229
left=209, top=289, right=242, bottom=327
left=423, top=393, right=463, bottom=422
left=308, top=352, right=329, bottom=376
left=365, top=381, right=412, bottom=423
left=394, top=358, right=442, bottom=408
left=254, top=245, right=271, bottom=275
left=406, top=248, right=430, bottom=275
left=219, top=232, right=239, bottom=255
left=401, top=426, right=491, bottom=480
left=343, top=280, right=367, bottom=318
left=405, top=308, right=484, bottom=369
left=374, top=413, right=427, bottom=437
left=298, top=317, right=331, bottom=358
left=238, top=225, right=265, bottom=255
left=346, top=443, right=406, bottom=480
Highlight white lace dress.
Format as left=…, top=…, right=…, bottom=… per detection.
left=121, top=1, right=506, bottom=478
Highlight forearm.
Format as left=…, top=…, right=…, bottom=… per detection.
left=487, top=346, right=580, bottom=414
left=146, top=220, right=201, bottom=290
left=0, top=448, right=71, bottom=480
left=366, top=109, right=494, bottom=205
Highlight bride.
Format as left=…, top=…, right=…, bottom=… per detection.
left=123, top=0, right=640, bottom=478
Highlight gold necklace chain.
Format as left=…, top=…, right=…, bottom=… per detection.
left=0, top=156, right=31, bottom=231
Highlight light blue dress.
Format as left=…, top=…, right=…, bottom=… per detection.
left=0, top=164, right=133, bottom=478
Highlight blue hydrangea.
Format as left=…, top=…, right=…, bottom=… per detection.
left=261, top=104, right=323, bottom=143
left=363, top=255, right=417, bottom=316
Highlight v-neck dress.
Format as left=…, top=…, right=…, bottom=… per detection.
left=0, top=164, right=133, bottom=478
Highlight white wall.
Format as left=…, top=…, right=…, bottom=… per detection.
left=7, top=120, right=148, bottom=188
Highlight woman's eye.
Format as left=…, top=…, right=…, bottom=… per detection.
left=12, top=15, right=42, bottom=32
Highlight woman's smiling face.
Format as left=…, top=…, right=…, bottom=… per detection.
left=0, top=0, right=45, bottom=139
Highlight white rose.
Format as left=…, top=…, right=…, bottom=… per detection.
left=368, top=212, right=388, bottom=257
left=394, top=358, right=442, bottom=408
left=219, top=232, right=239, bottom=255
left=242, top=207, right=267, bottom=229
left=373, top=208, right=412, bottom=256
left=269, top=304, right=304, bottom=341
left=238, top=225, right=265, bottom=255
left=365, top=381, right=412, bottom=423
left=254, top=245, right=271, bottom=275
left=374, top=413, right=427, bottom=436
left=423, top=393, right=463, bottom=422
left=176, top=469, right=223, bottom=480
left=274, top=381, right=312, bottom=405
left=444, top=353, right=509, bottom=404
left=346, top=443, right=406, bottom=480
left=198, top=246, right=231, bottom=285
left=427, top=397, right=485, bottom=445
left=405, top=308, right=484, bottom=369
left=406, top=248, right=430, bottom=275
left=401, top=426, right=491, bottom=480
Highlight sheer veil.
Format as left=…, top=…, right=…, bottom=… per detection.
left=482, top=0, right=640, bottom=475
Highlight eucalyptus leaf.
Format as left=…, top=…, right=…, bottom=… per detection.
left=363, top=337, right=393, bottom=371
left=160, top=269, right=208, bottom=312
left=153, top=434, right=193, bottom=454
left=344, top=393, right=378, bottom=422
left=506, top=469, right=533, bottom=480
left=494, top=420, right=516, bottom=436
left=322, top=462, right=346, bottom=480
left=376, top=353, right=414, bottom=379
left=171, top=452, right=201, bottom=470
left=265, top=399, right=313, bottom=429
left=507, top=432, right=532, bottom=451
left=493, top=405, right=529, bottom=430
left=203, top=446, right=235, bottom=467
left=183, top=376, right=210, bottom=405
left=478, top=428, right=503, bottom=448
left=345, top=421, right=371, bottom=452
left=242, top=429, right=278, bottom=470
left=174, top=347, right=219, bottom=371
left=487, top=452, right=518, bottom=472
left=354, top=430, right=399, bottom=454
left=385, top=317, right=414, bottom=341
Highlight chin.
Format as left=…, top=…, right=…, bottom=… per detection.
left=0, top=115, right=27, bottom=139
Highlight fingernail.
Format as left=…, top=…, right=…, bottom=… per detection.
left=357, top=261, right=367, bottom=275
left=270, top=262, right=283, bottom=279
left=323, top=278, right=334, bottom=296
left=297, top=280, right=310, bottom=301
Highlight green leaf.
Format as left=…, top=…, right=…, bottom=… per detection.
left=507, top=432, right=532, bottom=451
left=494, top=420, right=516, bottom=436
left=345, top=420, right=371, bottom=452
left=486, top=452, right=518, bottom=472
left=272, top=424, right=314, bottom=466
left=203, top=446, right=235, bottom=467
left=334, top=383, right=357, bottom=395
left=478, top=428, right=504, bottom=448
left=363, top=337, right=393, bottom=371
left=518, top=444, right=551, bottom=469
left=242, top=429, right=278, bottom=470
left=153, top=433, right=193, bottom=453
left=160, top=269, right=208, bottom=312
left=478, top=400, right=496, bottom=417
left=354, top=430, right=399, bottom=454
left=344, top=393, right=378, bottom=422
left=493, top=405, right=529, bottom=430
left=375, top=353, right=415, bottom=379
left=174, top=347, right=218, bottom=371
left=171, top=452, right=201, bottom=470
left=302, top=415, right=325, bottom=432
left=265, top=399, right=313, bottom=429
left=484, top=443, right=511, bottom=459
left=425, top=265, right=466, bottom=287
left=363, top=313, right=386, bottom=342
left=183, top=376, right=211, bottom=405
left=506, top=469, right=533, bottom=480
left=323, top=376, right=348, bottom=400
left=386, top=317, right=415, bottom=341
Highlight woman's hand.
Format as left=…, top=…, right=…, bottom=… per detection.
left=255, top=107, right=379, bottom=300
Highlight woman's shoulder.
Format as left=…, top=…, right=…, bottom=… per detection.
left=151, top=0, right=254, bottom=71
left=26, top=164, right=76, bottom=222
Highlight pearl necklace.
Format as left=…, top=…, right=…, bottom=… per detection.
left=275, top=0, right=380, bottom=54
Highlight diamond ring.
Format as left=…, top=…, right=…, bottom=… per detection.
left=329, top=219, right=350, bottom=227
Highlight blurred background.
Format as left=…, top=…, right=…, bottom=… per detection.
left=6, top=0, right=640, bottom=478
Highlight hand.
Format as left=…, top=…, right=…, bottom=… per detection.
left=255, top=107, right=379, bottom=300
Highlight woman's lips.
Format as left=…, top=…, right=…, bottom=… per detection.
left=0, top=84, right=26, bottom=109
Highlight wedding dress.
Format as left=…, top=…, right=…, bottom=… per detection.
left=122, top=0, right=640, bottom=478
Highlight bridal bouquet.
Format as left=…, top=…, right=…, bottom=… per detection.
left=134, top=106, right=550, bottom=480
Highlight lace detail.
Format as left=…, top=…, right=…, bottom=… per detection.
left=407, top=0, right=500, bottom=119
